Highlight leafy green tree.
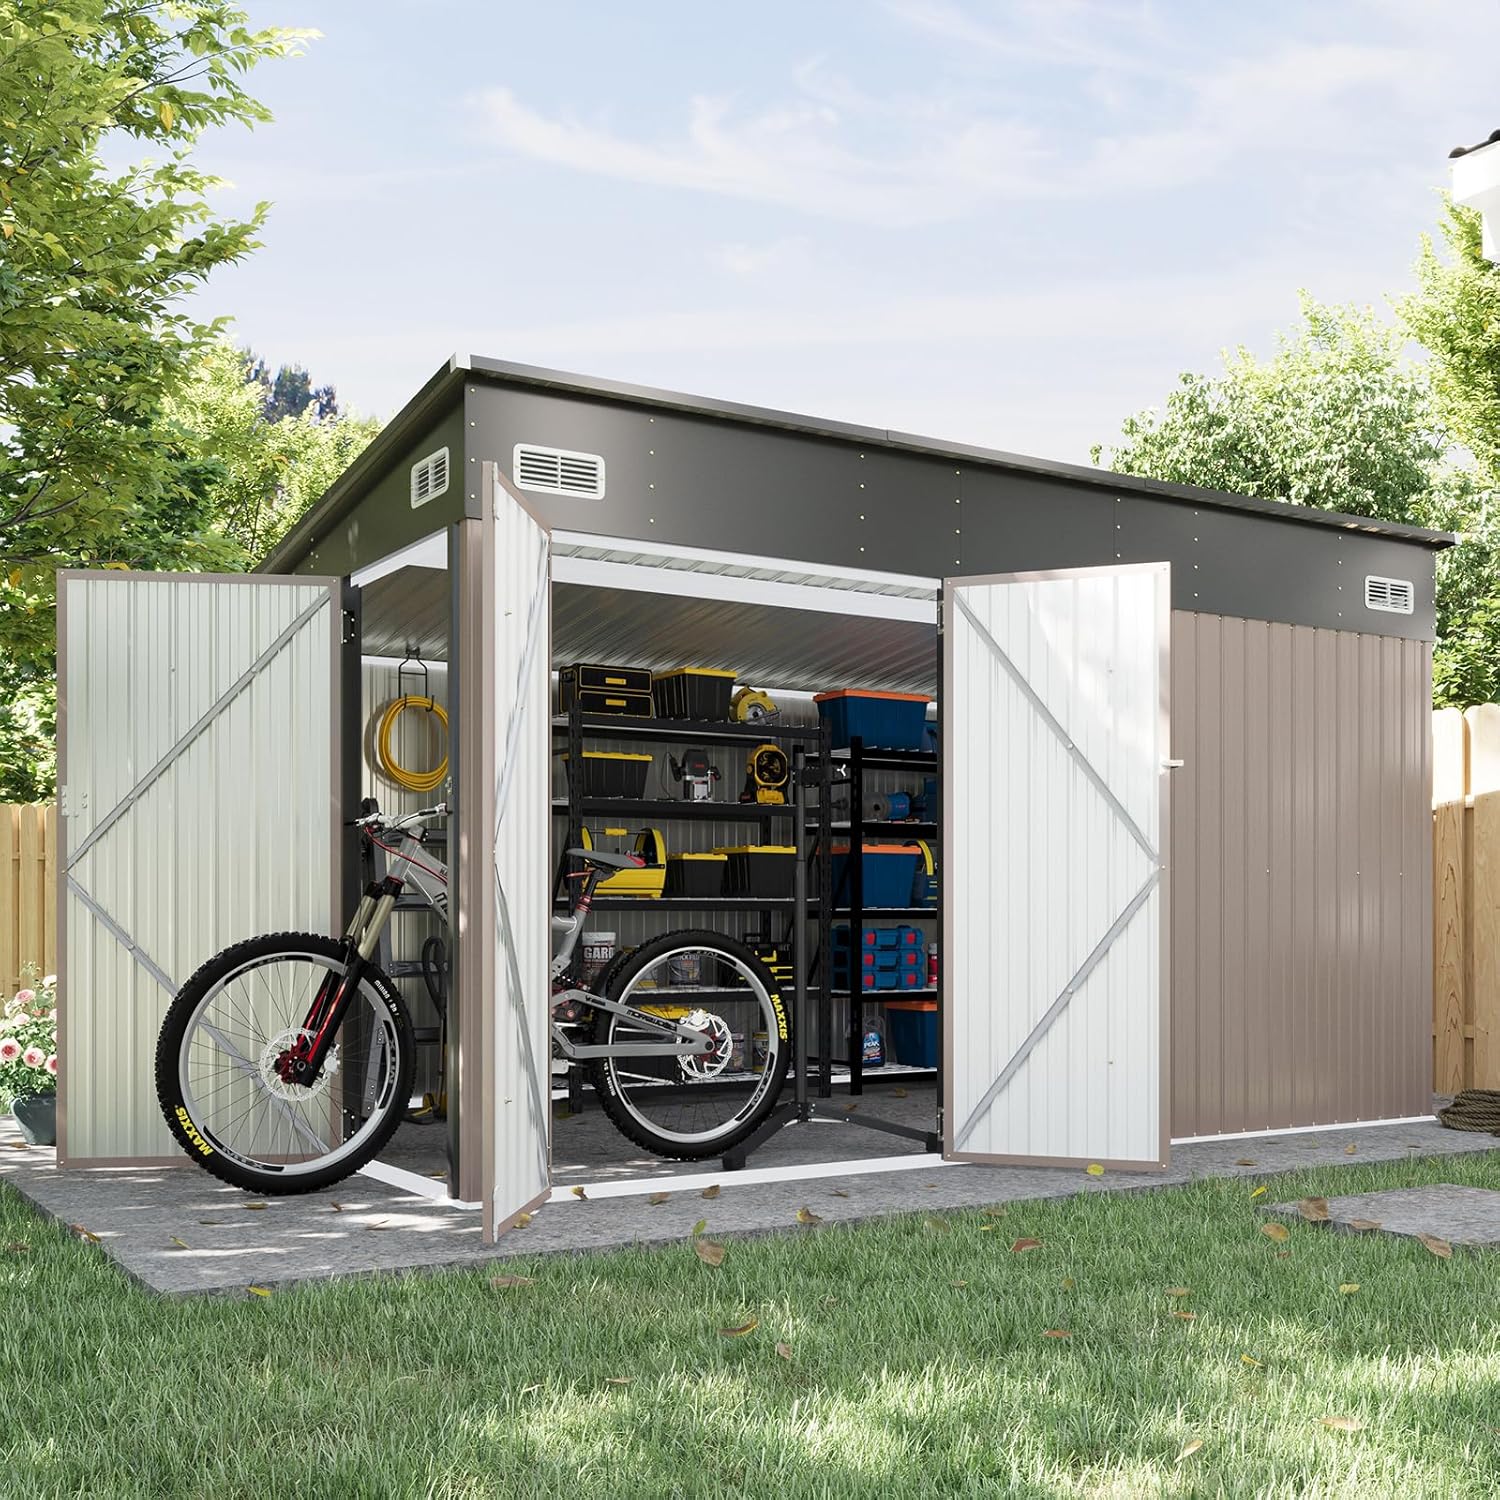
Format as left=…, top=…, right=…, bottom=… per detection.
left=168, top=340, right=379, bottom=561
left=0, top=2, right=310, bottom=799
left=1093, top=295, right=1500, bottom=707
left=1401, top=202, right=1500, bottom=488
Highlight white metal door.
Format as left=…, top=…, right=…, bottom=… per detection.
left=57, top=572, right=342, bottom=1164
left=487, top=469, right=553, bottom=1238
left=942, top=563, right=1170, bottom=1170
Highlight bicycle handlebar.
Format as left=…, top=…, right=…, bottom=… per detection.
left=351, top=802, right=448, bottom=831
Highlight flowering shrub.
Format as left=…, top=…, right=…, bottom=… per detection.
left=1, top=977, right=57, bottom=1107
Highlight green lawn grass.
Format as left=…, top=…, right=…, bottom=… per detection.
left=3, top=1152, right=1500, bottom=1498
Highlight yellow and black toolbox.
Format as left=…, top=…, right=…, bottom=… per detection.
left=555, top=750, right=653, bottom=800
left=558, top=662, right=653, bottom=716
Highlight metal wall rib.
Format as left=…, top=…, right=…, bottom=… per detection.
left=1169, top=612, right=1432, bottom=1137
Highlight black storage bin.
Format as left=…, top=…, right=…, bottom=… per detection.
left=558, top=663, right=653, bottom=713
left=663, top=853, right=729, bottom=898
left=717, top=845, right=796, bottom=900
left=556, top=751, right=653, bottom=799
left=652, top=668, right=737, bottom=721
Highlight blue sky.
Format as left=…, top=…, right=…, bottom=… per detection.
left=193, top=0, right=1500, bottom=461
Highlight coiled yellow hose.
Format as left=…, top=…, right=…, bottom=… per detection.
left=376, top=696, right=449, bottom=793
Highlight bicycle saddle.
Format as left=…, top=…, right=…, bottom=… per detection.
left=566, top=847, right=645, bottom=871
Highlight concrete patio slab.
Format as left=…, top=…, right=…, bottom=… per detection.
left=1267, top=1184, right=1500, bottom=1247
left=4, top=1087, right=1497, bottom=1297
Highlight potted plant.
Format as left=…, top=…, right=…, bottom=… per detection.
left=1, top=976, right=58, bottom=1146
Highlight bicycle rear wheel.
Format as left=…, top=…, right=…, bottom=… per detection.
left=590, top=929, right=790, bottom=1159
left=155, top=932, right=414, bottom=1195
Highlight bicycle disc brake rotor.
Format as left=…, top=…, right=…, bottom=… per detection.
left=261, top=1028, right=339, bottom=1102
left=677, top=1009, right=733, bottom=1082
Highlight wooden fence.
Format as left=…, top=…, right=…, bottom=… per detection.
left=1, top=804, right=57, bottom=999
left=1432, top=706, right=1500, bottom=1094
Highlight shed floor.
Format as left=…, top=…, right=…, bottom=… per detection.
left=3, top=1092, right=1495, bottom=1297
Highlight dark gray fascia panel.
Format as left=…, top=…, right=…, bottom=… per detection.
left=469, top=381, right=1439, bottom=639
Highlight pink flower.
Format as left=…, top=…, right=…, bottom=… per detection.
left=22, top=1046, right=45, bottom=1068
left=14, top=989, right=34, bottom=1005
left=0, top=1038, right=19, bottom=1063
left=44, top=1055, right=57, bottom=1075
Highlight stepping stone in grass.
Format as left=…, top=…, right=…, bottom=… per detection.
left=1265, top=1185, right=1500, bottom=1249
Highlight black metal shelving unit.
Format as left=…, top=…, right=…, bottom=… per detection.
left=818, top=738, right=940, bottom=1096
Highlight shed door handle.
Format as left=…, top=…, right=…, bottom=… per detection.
left=1163, top=759, right=1185, bottom=769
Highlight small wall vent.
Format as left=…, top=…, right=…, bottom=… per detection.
left=1364, top=575, right=1414, bottom=616
left=513, top=444, right=606, bottom=500
left=410, top=447, right=449, bottom=510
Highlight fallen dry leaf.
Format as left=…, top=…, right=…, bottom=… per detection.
left=978, top=1225, right=999, bottom=1233
left=1298, top=1197, right=1330, bottom=1222
left=1085, top=1163, right=1104, bottom=1177
left=1260, top=1222, right=1290, bottom=1243
left=981, top=1207, right=1008, bottom=1218
left=1344, top=1143, right=1357, bottom=1155
left=571, top=1185, right=588, bottom=1200
left=365, top=1219, right=390, bottom=1232
left=775, top=1341, right=793, bottom=1361
left=1249, top=1186, right=1268, bottom=1201
left=1011, top=1238, right=1042, bottom=1253
left=950, top=1279, right=968, bottom=1288
left=243, top=1202, right=268, bottom=1212
left=1166, top=1287, right=1191, bottom=1298
left=830, top=1189, right=850, bottom=1198
left=1349, top=1218, right=1382, bottom=1231
left=648, top=1192, right=670, bottom=1206
left=701, top=1184, right=721, bottom=1200
left=1176, top=1439, right=1204, bottom=1463
left=694, top=1239, right=727, bottom=1267
left=1417, top=1233, right=1452, bottom=1259
left=170, top=1237, right=188, bottom=1250
left=1321, top=1416, right=1363, bottom=1432
left=820, top=1296, right=840, bottom=1307
left=1042, top=1329, right=1071, bottom=1339
left=248, top=1285, right=272, bottom=1298
left=796, top=1207, right=822, bottom=1225
left=925, top=1216, right=951, bottom=1233
left=891, top=1087, right=909, bottom=1098
left=329, top=1203, right=343, bottom=1213
left=490, top=1275, right=536, bottom=1288
left=692, top=1218, right=708, bottom=1236
left=7, top=1142, right=28, bottom=1151
left=604, top=1376, right=632, bottom=1386
left=4, top=1241, right=29, bottom=1254
left=1339, top=1283, right=1360, bottom=1295
left=1171, top=1310, right=1197, bottom=1321
left=513, top=1212, right=533, bottom=1229
left=1275, top=1251, right=1291, bottom=1259
left=719, top=1317, right=759, bottom=1337
left=1235, top=1158, right=1258, bottom=1167
left=70, top=1224, right=99, bottom=1244
left=197, top=1220, right=223, bottom=1227
left=844, top=1101, right=858, bottom=1113
left=1241, top=1354, right=1262, bottom=1368
left=1061, top=1277, right=1076, bottom=1291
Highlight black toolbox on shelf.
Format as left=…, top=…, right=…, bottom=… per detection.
left=717, top=845, right=797, bottom=900
left=556, top=751, right=653, bottom=799
left=652, top=667, right=737, bottom=721
left=663, top=852, right=729, bottom=898
left=559, top=662, right=654, bottom=716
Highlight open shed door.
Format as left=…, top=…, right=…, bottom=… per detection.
left=56, top=572, right=343, bottom=1165
left=942, top=563, right=1170, bottom=1170
left=483, top=467, right=553, bottom=1239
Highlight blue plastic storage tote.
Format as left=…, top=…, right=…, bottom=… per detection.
left=886, top=1002, right=938, bottom=1066
left=814, top=690, right=931, bottom=751
left=828, top=844, right=923, bottom=909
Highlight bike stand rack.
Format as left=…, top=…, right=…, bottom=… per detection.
left=721, top=746, right=942, bottom=1172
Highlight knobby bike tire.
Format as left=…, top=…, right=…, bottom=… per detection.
left=155, top=931, right=414, bottom=1196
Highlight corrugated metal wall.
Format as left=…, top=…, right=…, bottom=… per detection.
left=944, top=566, right=1168, bottom=1169
left=489, top=481, right=553, bottom=1236
left=1169, top=611, right=1432, bottom=1137
left=59, top=574, right=336, bottom=1164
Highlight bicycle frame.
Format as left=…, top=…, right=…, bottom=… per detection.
left=284, top=806, right=711, bottom=1090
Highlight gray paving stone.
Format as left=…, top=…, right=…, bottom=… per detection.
left=1268, top=1184, right=1500, bottom=1246
left=4, top=1088, right=1497, bottom=1297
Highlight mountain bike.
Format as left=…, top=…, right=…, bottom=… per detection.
left=155, top=803, right=791, bottom=1194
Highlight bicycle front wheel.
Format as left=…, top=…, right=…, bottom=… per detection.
left=590, top=929, right=791, bottom=1158
left=155, top=932, right=414, bottom=1195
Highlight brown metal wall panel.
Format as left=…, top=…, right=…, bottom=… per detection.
left=1170, top=612, right=1432, bottom=1138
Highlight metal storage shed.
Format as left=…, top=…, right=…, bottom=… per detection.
left=56, top=355, right=1451, bottom=1241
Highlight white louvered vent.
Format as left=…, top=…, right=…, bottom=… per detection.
left=1364, top=575, right=1414, bottom=615
left=513, top=443, right=606, bottom=500
left=410, top=447, right=449, bottom=510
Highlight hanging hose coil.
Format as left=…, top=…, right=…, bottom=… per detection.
left=376, top=696, right=449, bottom=794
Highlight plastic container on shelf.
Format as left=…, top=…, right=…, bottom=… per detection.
left=662, top=852, right=729, bottom=899
left=861, top=1024, right=884, bottom=1068
left=906, top=840, right=938, bottom=907
left=717, top=845, right=796, bottom=900
left=886, top=1001, right=938, bottom=1066
left=814, top=689, right=931, bottom=751
left=590, top=827, right=667, bottom=898
left=558, top=663, right=653, bottom=714
left=652, top=668, right=738, bottom=721
left=556, top=750, right=653, bottom=799
left=828, top=844, right=923, bottom=908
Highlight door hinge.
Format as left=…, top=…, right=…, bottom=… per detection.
left=342, top=610, right=358, bottom=645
